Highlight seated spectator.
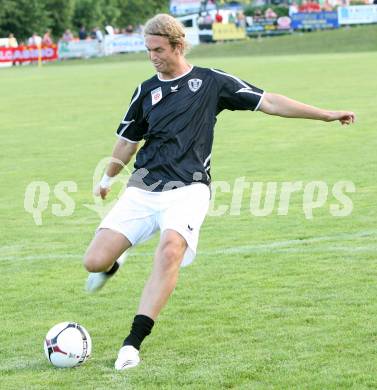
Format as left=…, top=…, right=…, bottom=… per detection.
left=42, top=30, right=53, bottom=46
left=62, top=29, right=74, bottom=42
left=8, top=33, right=18, bottom=48
left=126, top=25, right=134, bottom=34
left=265, top=8, right=277, bottom=19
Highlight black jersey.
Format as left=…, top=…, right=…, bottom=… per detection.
left=115, top=66, right=264, bottom=191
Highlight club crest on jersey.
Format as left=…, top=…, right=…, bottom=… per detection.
left=188, top=78, right=202, bottom=93
left=151, top=87, right=162, bottom=105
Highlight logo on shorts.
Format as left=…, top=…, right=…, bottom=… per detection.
left=151, top=87, right=162, bottom=105
left=188, top=79, right=202, bottom=93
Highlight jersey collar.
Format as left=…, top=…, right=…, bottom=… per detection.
left=157, top=66, right=194, bottom=82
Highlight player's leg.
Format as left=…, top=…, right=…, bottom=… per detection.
left=114, top=229, right=187, bottom=370
left=137, top=229, right=187, bottom=319
left=84, top=228, right=132, bottom=292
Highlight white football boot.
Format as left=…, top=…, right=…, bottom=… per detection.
left=85, top=251, right=128, bottom=293
left=114, top=345, right=140, bottom=370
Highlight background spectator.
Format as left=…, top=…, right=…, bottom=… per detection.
left=228, top=13, right=236, bottom=25
left=42, top=30, right=53, bottom=46
left=105, top=25, right=115, bottom=35
left=299, top=0, right=321, bottom=12
left=62, top=29, right=74, bottom=42
left=215, top=11, right=223, bottom=23
left=204, top=12, right=213, bottom=25
left=254, top=9, right=263, bottom=21
left=322, top=0, right=334, bottom=10
left=78, top=26, right=87, bottom=40
left=126, top=25, right=134, bottom=34
left=236, top=11, right=246, bottom=28
left=265, top=8, right=278, bottom=19
left=8, top=33, right=18, bottom=48
left=28, top=32, right=42, bottom=47
left=95, top=27, right=103, bottom=42
left=289, top=1, right=299, bottom=16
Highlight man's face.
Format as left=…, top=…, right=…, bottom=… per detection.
left=145, top=35, right=181, bottom=75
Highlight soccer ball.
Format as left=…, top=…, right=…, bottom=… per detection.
left=44, top=322, right=92, bottom=368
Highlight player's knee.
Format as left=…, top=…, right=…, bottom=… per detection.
left=159, top=242, right=184, bottom=271
left=83, top=253, right=107, bottom=273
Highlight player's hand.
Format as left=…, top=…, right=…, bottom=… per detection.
left=326, top=111, right=356, bottom=125
left=94, top=185, right=111, bottom=200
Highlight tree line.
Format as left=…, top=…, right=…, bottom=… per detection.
left=0, top=0, right=169, bottom=41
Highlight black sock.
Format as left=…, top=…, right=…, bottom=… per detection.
left=105, top=261, right=119, bottom=276
left=123, top=315, right=155, bottom=350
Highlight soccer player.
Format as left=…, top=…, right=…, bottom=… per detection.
left=83, top=14, right=355, bottom=370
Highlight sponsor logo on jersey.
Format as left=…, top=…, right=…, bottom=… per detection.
left=171, top=85, right=179, bottom=92
left=188, top=78, right=202, bottom=92
left=151, top=87, right=162, bottom=105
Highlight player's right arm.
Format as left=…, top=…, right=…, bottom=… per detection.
left=96, top=139, right=139, bottom=200
left=96, top=84, right=147, bottom=200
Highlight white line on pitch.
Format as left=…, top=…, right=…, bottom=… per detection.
left=1, top=230, right=376, bottom=262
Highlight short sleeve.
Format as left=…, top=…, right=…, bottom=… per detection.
left=115, top=84, right=148, bottom=143
left=211, top=69, right=265, bottom=112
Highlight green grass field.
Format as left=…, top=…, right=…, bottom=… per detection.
left=1, top=36, right=377, bottom=388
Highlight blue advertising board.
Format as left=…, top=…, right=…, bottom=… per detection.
left=291, top=12, right=339, bottom=30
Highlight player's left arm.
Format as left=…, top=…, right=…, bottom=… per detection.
left=259, top=92, right=356, bottom=125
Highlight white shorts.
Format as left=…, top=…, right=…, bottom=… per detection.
left=98, top=183, right=210, bottom=267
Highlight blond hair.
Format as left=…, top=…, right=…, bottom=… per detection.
left=144, top=14, right=189, bottom=53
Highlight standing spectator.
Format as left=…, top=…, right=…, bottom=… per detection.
left=42, top=30, right=53, bottom=46
left=62, top=29, right=74, bottom=42
left=79, top=26, right=87, bottom=40
left=28, top=32, right=42, bottom=47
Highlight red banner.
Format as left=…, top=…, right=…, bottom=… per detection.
left=0, top=45, right=58, bottom=63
